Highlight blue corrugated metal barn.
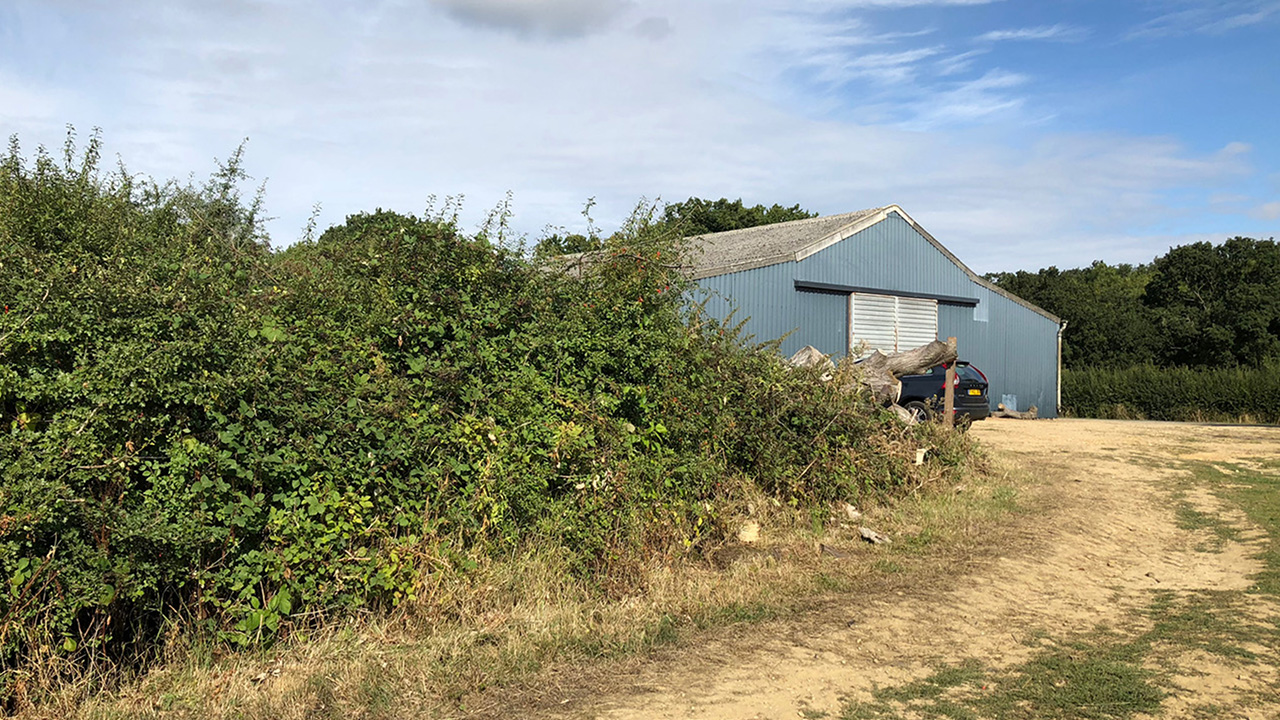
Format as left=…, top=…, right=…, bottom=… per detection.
left=690, top=205, right=1064, bottom=416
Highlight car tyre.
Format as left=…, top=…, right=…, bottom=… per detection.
left=904, top=401, right=932, bottom=423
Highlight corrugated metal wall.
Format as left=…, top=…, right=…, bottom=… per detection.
left=696, top=261, right=802, bottom=349
left=694, top=211, right=1061, bottom=417
left=937, top=290, right=1059, bottom=416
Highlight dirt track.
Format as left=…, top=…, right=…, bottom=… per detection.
left=563, top=418, right=1280, bottom=719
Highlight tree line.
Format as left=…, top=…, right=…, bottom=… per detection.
left=534, top=196, right=816, bottom=256
left=986, top=237, right=1280, bottom=370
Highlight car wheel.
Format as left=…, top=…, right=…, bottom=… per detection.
left=904, top=401, right=932, bottom=423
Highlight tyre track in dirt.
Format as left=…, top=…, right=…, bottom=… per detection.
left=550, top=419, right=1280, bottom=720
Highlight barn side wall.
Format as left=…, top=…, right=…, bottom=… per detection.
left=693, top=212, right=1061, bottom=417
left=937, top=286, right=1060, bottom=416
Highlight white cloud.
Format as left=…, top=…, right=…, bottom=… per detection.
left=427, top=0, right=633, bottom=39
left=0, top=0, right=1267, bottom=273
left=904, top=69, right=1028, bottom=128
left=902, top=138, right=1254, bottom=270
left=742, top=8, right=1032, bottom=126
left=1130, top=0, right=1280, bottom=38
left=816, top=46, right=945, bottom=85
left=976, top=24, right=1087, bottom=42
left=935, top=49, right=987, bottom=76
left=632, top=16, right=673, bottom=40
left=0, top=71, right=66, bottom=123
left=1254, top=201, right=1280, bottom=220
left=826, top=0, right=999, bottom=5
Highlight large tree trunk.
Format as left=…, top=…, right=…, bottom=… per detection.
left=787, top=345, right=835, bottom=379
left=855, top=338, right=958, bottom=404
left=788, top=338, right=959, bottom=405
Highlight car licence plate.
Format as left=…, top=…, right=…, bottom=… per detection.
left=968, top=389, right=981, bottom=396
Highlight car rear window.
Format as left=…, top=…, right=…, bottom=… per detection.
left=910, top=364, right=985, bottom=381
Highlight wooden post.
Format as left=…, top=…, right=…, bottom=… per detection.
left=943, top=337, right=956, bottom=427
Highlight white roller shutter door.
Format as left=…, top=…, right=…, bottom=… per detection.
left=896, top=296, right=939, bottom=350
left=848, top=292, right=897, bottom=357
left=848, top=292, right=938, bottom=356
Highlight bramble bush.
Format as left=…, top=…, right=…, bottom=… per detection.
left=1063, top=364, right=1280, bottom=423
left=0, top=133, right=963, bottom=703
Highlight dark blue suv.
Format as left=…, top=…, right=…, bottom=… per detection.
left=898, top=362, right=990, bottom=424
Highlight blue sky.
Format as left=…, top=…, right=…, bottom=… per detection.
left=1, top=0, right=1277, bottom=273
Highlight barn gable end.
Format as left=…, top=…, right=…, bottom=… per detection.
left=690, top=206, right=1063, bottom=417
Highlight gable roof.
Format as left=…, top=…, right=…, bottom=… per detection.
left=686, top=204, right=1060, bottom=323
left=685, top=207, right=886, bottom=279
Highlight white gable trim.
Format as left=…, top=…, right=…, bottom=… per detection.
left=793, top=207, right=892, bottom=262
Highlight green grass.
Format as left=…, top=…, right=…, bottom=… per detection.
left=1144, top=589, right=1275, bottom=663
left=991, top=485, right=1020, bottom=511
left=995, top=641, right=1163, bottom=719
left=1193, top=461, right=1280, bottom=595
left=875, top=660, right=985, bottom=704
left=815, top=573, right=854, bottom=592
left=841, top=457, right=1280, bottom=720
left=873, top=559, right=905, bottom=574
left=1131, top=456, right=1246, bottom=553
left=841, top=634, right=1163, bottom=720
left=1174, top=500, right=1243, bottom=553
left=696, top=601, right=780, bottom=627
left=1175, top=503, right=1242, bottom=548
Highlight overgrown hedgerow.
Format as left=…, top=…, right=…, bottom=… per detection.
left=0, top=133, right=960, bottom=702
left=1063, top=365, right=1280, bottom=423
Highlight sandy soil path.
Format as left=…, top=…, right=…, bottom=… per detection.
left=555, top=418, right=1280, bottom=720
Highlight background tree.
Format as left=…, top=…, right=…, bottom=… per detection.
left=533, top=232, right=601, bottom=257
left=658, top=197, right=816, bottom=236
left=986, top=261, right=1157, bottom=369
left=534, top=196, right=816, bottom=257
left=1143, top=237, right=1280, bottom=367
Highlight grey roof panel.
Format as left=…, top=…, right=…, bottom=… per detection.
left=685, top=207, right=886, bottom=280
